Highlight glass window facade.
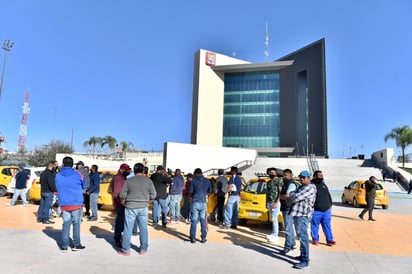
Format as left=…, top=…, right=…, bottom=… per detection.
left=223, top=72, right=280, bottom=148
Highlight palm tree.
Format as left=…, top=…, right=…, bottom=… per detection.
left=384, top=125, right=412, bottom=167
left=101, top=135, right=117, bottom=155
left=83, top=136, right=101, bottom=158
left=120, top=141, right=134, bottom=159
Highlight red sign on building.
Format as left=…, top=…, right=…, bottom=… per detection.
left=205, top=51, right=216, bottom=66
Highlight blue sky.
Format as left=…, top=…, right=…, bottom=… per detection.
left=0, top=0, right=411, bottom=159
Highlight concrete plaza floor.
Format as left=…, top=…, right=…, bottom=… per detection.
left=1, top=195, right=411, bottom=273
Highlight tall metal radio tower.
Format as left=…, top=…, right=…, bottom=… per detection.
left=18, top=91, right=30, bottom=151
left=264, top=22, right=269, bottom=62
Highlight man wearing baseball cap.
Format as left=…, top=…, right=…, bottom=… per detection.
left=112, top=163, right=132, bottom=247
left=288, top=170, right=317, bottom=269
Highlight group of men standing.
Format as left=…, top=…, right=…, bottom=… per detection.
left=264, top=168, right=336, bottom=269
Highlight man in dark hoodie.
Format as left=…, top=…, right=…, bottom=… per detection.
left=37, top=161, right=57, bottom=224
left=150, top=166, right=171, bottom=228
left=310, top=170, right=335, bottom=246
left=55, top=156, right=86, bottom=253
left=87, top=164, right=100, bottom=221
left=169, top=168, right=184, bottom=224
left=188, top=168, right=212, bottom=243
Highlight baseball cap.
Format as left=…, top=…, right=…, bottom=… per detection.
left=299, top=170, right=311, bottom=178
left=19, top=164, right=25, bottom=170
left=156, top=165, right=165, bottom=171
left=75, top=161, right=85, bottom=166
left=120, top=163, right=131, bottom=171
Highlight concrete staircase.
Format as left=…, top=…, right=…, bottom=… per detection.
left=241, top=157, right=402, bottom=192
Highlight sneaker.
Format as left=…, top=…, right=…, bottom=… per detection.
left=114, top=241, right=122, bottom=248
left=368, top=218, right=376, bottom=222
left=6, top=204, right=12, bottom=207
left=294, top=261, right=309, bottom=269
left=60, top=247, right=68, bottom=253
left=185, top=219, right=190, bottom=224
left=190, top=238, right=196, bottom=243
left=200, top=238, right=207, bottom=244
left=280, top=248, right=291, bottom=255
left=87, top=218, right=97, bottom=222
left=161, top=224, right=167, bottom=228
left=138, top=250, right=147, bottom=255
left=118, top=250, right=130, bottom=256
left=72, top=244, right=86, bottom=251
left=327, top=240, right=336, bottom=246
left=358, top=214, right=364, bottom=220
left=267, top=235, right=279, bottom=244
left=312, top=240, right=320, bottom=246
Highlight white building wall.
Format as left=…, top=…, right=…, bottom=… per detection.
left=192, top=49, right=249, bottom=146
left=164, top=142, right=257, bottom=174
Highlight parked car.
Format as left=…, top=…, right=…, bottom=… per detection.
left=238, top=176, right=284, bottom=226
left=206, top=174, right=247, bottom=222
left=0, top=165, right=19, bottom=196
left=341, top=180, right=389, bottom=209
left=97, top=170, right=117, bottom=208
left=8, top=167, right=44, bottom=199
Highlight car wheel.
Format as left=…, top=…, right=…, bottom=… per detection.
left=382, top=205, right=388, bottom=209
left=0, top=186, right=7, bottom=197
left=341, top=194, right=347, bottom=204
left=238, top=219, right=247, bottom=226
left=353, top=198, right=359, bottom=208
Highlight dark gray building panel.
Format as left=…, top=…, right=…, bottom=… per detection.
left=277, top=38, right=327, bottom=157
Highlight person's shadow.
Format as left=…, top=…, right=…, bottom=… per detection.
left=42, top=226, right=62, bottom=248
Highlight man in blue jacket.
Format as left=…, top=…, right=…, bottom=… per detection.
left=55, top=156, right=86, bottom=253
left=87, top=164, right=100, bottom=221
left=188, top=168, right=212, bottom=243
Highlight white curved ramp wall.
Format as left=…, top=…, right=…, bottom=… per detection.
left=164, top=142, right=257, bottom=174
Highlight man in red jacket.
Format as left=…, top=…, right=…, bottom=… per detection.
left=112, top=163, right=132, bottom=247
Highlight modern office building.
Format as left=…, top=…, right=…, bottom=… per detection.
left=191, top=38, right=327, bottom=157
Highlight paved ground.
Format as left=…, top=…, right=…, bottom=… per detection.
left=1, top=193, right=412, bottom=274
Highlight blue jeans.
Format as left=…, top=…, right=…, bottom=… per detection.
left=152, top=198, right=168, bottom=225
left=294, top=216, right=310, bottom=263
left=38, top=192, right=53, bottom=222
left=190, top=202, right=207, bottom=240
left=181, top=196, right=191, bottom=219
left=114, top=204, right=125, bottom=242
left=282, top=211, right=296, bottom=249
left=61, top=208, right=82, bottom=248
left=267, top=202, right=280, bottom=236
left=89, top=192, right=99, bottom=219
left=169, top=194, right=182, bottom=221
left=224, top=195, right=240, bottom=227
left=311, top=209, right=333, bottom=242
left=122, top=207, right=149, bottom=253
left=9, top=188, right=27, bottom=206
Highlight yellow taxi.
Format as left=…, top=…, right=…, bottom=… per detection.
left=97, top=170, right=117, bottom=208
left=341, top=180, right=389, bottom=209
left=0, top=166, right=18, bottom=197
left=205, top=174, right=247, bottom=222
left=29, top=170, right=118, bottom=206
left=238, top=176, right=287, bottom=225
left=28, top=178, right=42, bottom=202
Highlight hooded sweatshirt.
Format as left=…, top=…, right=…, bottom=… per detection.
left=56, top=167, right=86, bottom=207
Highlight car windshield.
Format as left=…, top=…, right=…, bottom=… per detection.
left=99, top=173, right=114, bottom=184
left=244, top=181, right=267, bottom=194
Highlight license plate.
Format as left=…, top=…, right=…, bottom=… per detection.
left=249, top=212, right=259, bottom=217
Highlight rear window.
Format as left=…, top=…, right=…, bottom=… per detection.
left=360, top=183, right=383, bottom=190
left=100, top=173, right=114, bottom=184
left=244, top=182, right=267, bottom=194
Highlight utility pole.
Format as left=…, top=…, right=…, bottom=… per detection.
left=0, top=39, right=14, bottom=100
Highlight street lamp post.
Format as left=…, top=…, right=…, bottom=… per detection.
left=0, top=39, right=14, bottom=100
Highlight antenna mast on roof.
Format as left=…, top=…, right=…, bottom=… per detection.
left=264, top=21, right=269, bottom=62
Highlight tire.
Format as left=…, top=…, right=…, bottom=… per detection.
left=0, top=185, right=7, bottom=197
left=353, top=198, right=359, bottom=208
left=341, top=194, right=347, bottom=204
left=382, top=204, right=388, bottom=209
left=238, top=219, right=247, bottom=226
